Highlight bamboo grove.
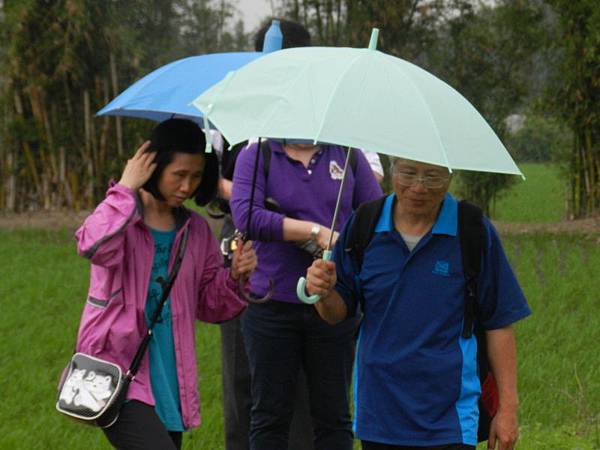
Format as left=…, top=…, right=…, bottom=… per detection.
left=550, top=0, right=600, bottom=218
left=0, top=0, right=245, bottom=212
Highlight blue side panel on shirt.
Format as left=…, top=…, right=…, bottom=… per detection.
left=352, top=328, right=362, bottom=434
left=456, top=332, right=480, bottom=445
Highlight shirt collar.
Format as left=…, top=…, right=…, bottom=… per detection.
left=374, top=192, right=457, bottom=237
left=266, top=139, right=328, bottom=155
left=266, top=139, right=286, bottom=154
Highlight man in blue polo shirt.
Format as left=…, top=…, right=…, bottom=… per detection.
left=305, top=157, right=531, bottom=450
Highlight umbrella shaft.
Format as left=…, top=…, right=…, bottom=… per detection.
left=245, top=137, right=264, bottom=240
left=327, top=147, right=353, bottom=250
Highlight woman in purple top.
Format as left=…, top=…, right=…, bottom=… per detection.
left=231, top=139, right=382, bottom=450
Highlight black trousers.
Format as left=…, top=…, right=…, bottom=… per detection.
left=219, top=216, right=315, bottom=450
left=103, top=400, right=182, bottom=450
left=220, top=316, right=315, bottom=450
left=362, top=441, right=475, bottom=450
left=241, top=301, right=356, bottom=450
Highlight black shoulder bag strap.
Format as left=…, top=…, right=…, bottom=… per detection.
left=127, top=227, right=189, bottom=379
left=457, top=200, right=484, bottom=338
left=345, top=195, right=387, bottom=270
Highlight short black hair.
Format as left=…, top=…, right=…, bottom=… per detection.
left=143, top=119, right=218, bottom=206
left=254, top=18, right=311, bottom=51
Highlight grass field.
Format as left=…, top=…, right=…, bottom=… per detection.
left=492, top=163, right=567, bottom=223
left=1, top=163, right=598, bottom=449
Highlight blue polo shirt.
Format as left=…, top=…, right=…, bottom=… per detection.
left=333, top=193, right=531, bottom=446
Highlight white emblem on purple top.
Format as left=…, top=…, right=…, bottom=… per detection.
left=329, top=160, right=344, bottom=180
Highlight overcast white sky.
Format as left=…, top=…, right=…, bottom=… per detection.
left=233, top=0, right=273, bottom=32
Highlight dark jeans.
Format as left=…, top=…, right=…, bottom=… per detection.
left=362, top=442, right=475, bottom=450
left=220, top=316, right=315, bottom=450
left=103, top=400, right=182, bottom=450
left=241, top=300, right=357, bottom=450
left=220, top=214, right=314, bottom=450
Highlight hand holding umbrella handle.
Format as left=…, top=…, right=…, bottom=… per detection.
left=296, top=250, right=332, bottom=304
left=232, top=232, right=273, bottom=304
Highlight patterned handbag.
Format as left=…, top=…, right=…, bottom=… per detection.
left=56, top=228, right=188, bottom=428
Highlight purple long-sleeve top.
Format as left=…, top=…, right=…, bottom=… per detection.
left=231, top=140, right=383, bottom=303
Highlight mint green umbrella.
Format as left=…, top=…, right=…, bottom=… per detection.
left=193, top=30, right=521, bottom=176
left=193, top=29, right=522, bottom=303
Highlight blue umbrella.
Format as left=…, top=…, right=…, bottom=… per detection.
left=97, top=21, right=283, bottom=305
left=96, top=51, right=262, bottom=123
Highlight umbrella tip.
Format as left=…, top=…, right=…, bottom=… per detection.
left=263, top=19, right=283, bottom=53
left=368, top=28, right=379, bottom=50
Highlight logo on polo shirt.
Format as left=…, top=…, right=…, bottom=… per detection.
left=432, top=260, right=450, bottom=276
left=329, top=160, right=344, bottom=180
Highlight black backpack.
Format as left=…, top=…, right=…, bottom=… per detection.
left=344, top=196, right=498, bottom=443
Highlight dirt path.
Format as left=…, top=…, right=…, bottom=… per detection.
left=1, top=210, right=599, bottom=238
left=493, top=217, right=600, bottom=235
left=0, top=210, right=226, bottom=237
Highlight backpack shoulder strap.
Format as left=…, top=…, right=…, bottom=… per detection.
left=221, top=141, right=248, bottom=180
left=458, top=200, right=485, bottom=338
left=348, top=148, right=358, bottom=176
left=345, top=195, right=387, bottom=269
left=261, top=140, right=272, bottom=180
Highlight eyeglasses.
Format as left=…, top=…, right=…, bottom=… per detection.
left=392, top=169, right=450, bottom=189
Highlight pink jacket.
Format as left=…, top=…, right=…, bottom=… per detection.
left=74, top=183, right=247, bottom=428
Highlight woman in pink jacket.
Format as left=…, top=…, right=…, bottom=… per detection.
left=74, top=119, right=257, bottom=449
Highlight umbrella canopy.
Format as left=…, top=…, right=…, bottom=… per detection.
left=97, top=52, right=262, bottom=123
left=192, top=34, right=521, bottom=176
left=193, top=28, right=523, bottom=304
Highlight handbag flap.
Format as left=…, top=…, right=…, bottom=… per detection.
left=56, top=353, right=123, bottom=421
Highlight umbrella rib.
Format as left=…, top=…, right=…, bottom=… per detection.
left=236, top=53, right=322, bottom=140
left=313, top=50, right=367, bottom=144
left=389, top=62, right=452, bottom=172
left=256, top=62, right=319, bottom=139
left=115, top=58, right=187, bottom=105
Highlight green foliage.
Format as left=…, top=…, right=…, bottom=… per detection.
left=275, top=0, right=547, bottom=214
left=0, top=1, right=249, bottom=212
left=453, top=171, right=517, bottom=216
left=544, top=0, right=600, bottom=218
left=276, top=0, right=442, bottom=58
left=426, top=0, right=545, bottom=214
left=505, top=115, right=572, bottom=163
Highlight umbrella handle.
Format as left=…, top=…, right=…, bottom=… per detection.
left=238, top=275, right=274, bottom=304
left=296, top=250, right=332, bottom=304
left=231, top=228, right=273, bottom=304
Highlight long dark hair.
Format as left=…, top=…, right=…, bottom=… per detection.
left=142, top=118, right=218, bottom=206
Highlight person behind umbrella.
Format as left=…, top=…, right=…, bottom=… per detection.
left=73, top=119, right=257, bottom=450
left=304, top=157, right=531, bottom=450
left=229, top=74, right=382, bottom=450
left=216, top=18, right=386, bottom=450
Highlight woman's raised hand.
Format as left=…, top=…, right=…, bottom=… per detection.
left=230, top=239, right=258, bottom=281
left=119, top=141, right=157, bottom=191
